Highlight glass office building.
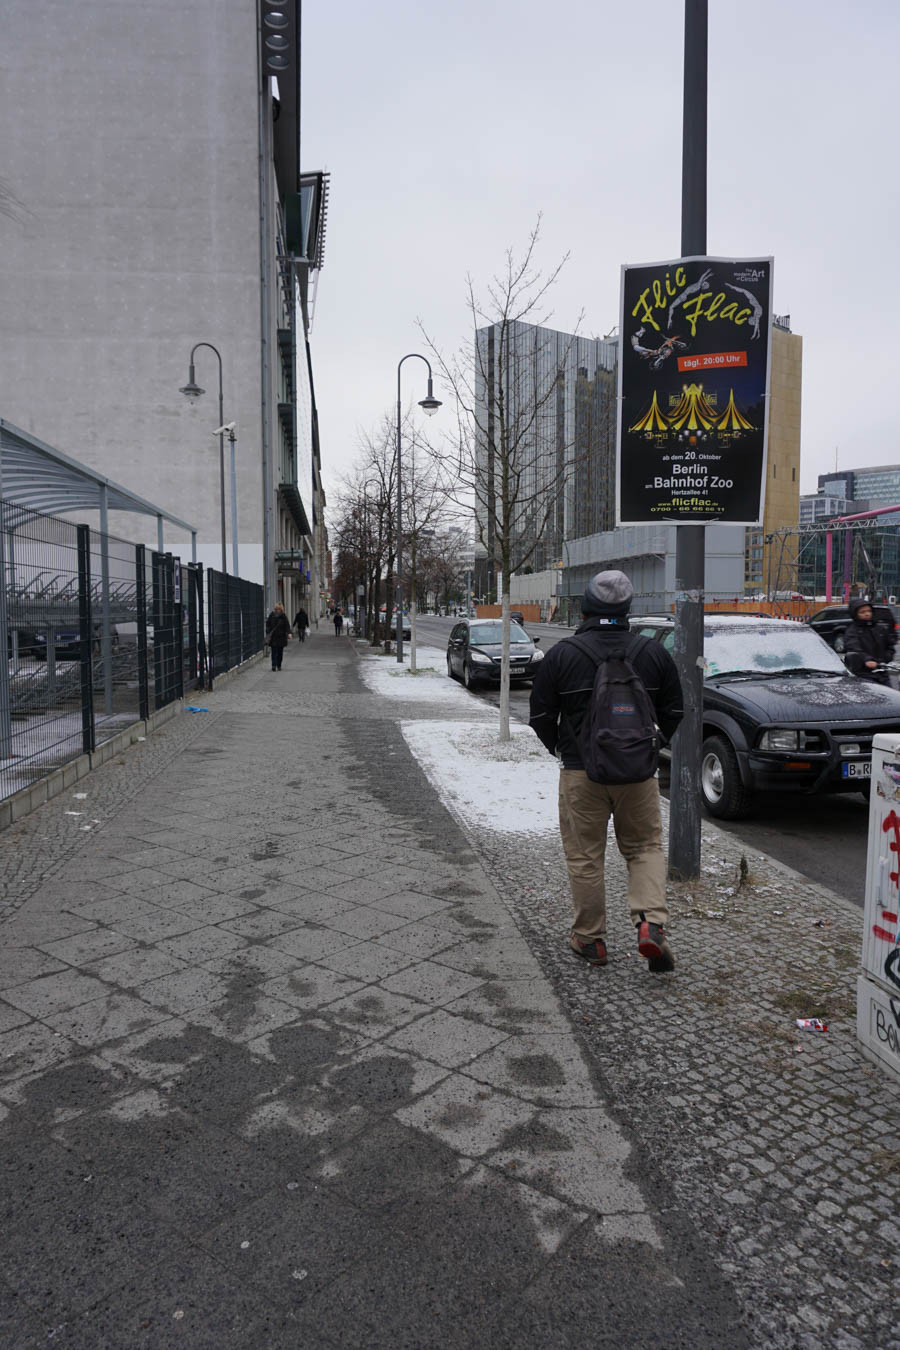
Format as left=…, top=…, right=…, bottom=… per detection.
left=819, top=467, right=900, bottom=522
left=473, top=320, right=617, bottom=597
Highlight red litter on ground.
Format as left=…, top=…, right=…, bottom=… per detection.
left=795, top=1017, right=828, bottom=1033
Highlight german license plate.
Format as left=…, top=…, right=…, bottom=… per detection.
left=842, top=761, right=871, bottom=779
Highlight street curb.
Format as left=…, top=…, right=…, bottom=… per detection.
left=696, top=807, right=863, bottom=922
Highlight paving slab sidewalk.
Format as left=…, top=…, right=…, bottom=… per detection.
left=0, top=632, right=746, bottom=1349
left=0, top=631, right=888, bottom=1347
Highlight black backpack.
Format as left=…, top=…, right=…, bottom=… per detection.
left=568, top=633, right=660, bottom=785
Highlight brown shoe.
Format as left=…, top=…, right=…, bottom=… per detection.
left=570, top=936, right=608, bottom=966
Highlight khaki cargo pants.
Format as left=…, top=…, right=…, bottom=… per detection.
left=559, top=769, right=667, bottom=942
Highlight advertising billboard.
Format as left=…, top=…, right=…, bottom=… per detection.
left=616, top=255, right=773, bottom=525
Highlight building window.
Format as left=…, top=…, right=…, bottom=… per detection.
left=773, top=464, right=777, bottom=478
left=792, top=466, right=796, bottom=482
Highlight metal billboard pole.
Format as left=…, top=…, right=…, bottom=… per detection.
left=668, top=0, right=707, bottom=881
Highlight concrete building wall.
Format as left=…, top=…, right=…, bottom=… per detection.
left=0, top=0, right=266, bottom=577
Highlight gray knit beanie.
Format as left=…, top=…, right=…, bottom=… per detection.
left=582, top=570, right=634, bottom=617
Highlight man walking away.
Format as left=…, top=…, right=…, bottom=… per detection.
left=265, top=602, right=291, bottom=671
left=294, top=606, right=309, bottom=643
left=333, top=609, right=344, bottom=637
left=529, top=570, right=683, bottom=972
left=843, top=599, right=896, bottom=684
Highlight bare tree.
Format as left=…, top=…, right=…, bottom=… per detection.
left=420, top=218, right=582, bottom=739
left=419, top=530, right=468, bottom=614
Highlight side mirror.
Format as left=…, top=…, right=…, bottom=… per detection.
left=532, top=637, right=541, bottom=645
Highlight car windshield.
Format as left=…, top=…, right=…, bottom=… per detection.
left=704, top=621, right=848, bottom=678
left=469, top=622, right=530, bottom=645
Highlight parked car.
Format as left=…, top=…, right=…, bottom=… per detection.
left=6, top=626, right=41, bottom=659
left=446, top=617, right=544, bottom=689
left=807, top=602, right=900, bottom=654
left=630, top=614, right=900, bottom=818
left=33, top=624, right=118, bottom=661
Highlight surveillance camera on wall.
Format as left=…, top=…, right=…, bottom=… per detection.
left=213, top=422, right=236, bottom=435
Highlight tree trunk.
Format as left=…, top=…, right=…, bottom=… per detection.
left=499, top=586, right=511, bottom=742
left=371, top=565, right=383, bottom=645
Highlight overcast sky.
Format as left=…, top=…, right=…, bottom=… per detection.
left=302, top=0, right=899, bottom=512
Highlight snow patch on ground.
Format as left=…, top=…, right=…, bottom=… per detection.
left=358, top=646, right=475, bottom=704
left=401, top=719, right=559, bottom=835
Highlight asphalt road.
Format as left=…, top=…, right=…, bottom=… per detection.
left=411, top=614, right=869, bottom=907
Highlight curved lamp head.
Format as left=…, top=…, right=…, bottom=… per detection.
left=418, top=377, right=442, bottom=417
left=179, top=363, right=205, bottom=401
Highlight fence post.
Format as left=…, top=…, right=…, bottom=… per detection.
left=136, top=545, right=149, bottom=722
left=77, top=524, right=95, bottom=755
left=0, top=504, right=11, bottom=759
left=207, top=567, right=216, bottom=689
left=186, top=563, right=197, bottom=689
left=195, top=563, right=208, bottom=689
left=175, top=560, right=184, bottom=703
left=152, top=551, right=164, bottom=710
left=98, top=485, right=113, bottom=716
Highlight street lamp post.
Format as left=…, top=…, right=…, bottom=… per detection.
left=226, top=426, right=238, bottom=576
left=180, top=343, right=228, bottom=574
left=395, top=354, right=441, bottom=663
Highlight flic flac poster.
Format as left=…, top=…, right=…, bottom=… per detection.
left=616, top=256, right=773, bottom=525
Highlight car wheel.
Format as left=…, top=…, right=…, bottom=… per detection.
left=833, top=633, right=845, bottom=654
left=700, top=735, right=754, bottom=819
left=446, top=654, right=455, bottom=681
left=463, top=661, right=478, bottom=691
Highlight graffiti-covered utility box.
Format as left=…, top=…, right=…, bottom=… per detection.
left=858, top=733, right=900, bottom=1080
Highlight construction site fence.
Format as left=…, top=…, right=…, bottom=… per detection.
left=0, top=500, right=264, bottom=804
left=545, top=591, right=828, bottom=625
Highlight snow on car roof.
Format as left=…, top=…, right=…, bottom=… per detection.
left=704, top=615, right=805, bottom=630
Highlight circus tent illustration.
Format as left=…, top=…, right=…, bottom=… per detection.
left=717, top=389, right=754, bottom=432
left=667, top=383, right=719, bottom=432
left=628, top=390, right=668, bottom=433
left=628, top=382, right=756, bottom=437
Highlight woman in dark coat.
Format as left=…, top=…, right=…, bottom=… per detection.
left=293, top=607, right=309, bottom=642
left=265, top=603, right=291, bottom=671
left=843, top=599, right=896, bottom=684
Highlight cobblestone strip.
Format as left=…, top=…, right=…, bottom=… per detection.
left=460, top=803, right=900, bottom=1350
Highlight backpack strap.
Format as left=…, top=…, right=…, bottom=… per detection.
left=567, top=631, right=649, bottom=670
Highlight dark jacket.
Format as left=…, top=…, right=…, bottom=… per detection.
left=844, top=602, right=895, bottom=681
left=294, top=609, right=309, bottom=630
left=265, top=610, right=291, bottom=648
left=529, top=617, right=684, bottom=769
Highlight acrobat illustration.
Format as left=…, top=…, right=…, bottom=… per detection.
left=667, top=267, right=713, bottom=330
left=724, top=283, right=763, bottom=340
left=630, top=328, right=687, bottom=370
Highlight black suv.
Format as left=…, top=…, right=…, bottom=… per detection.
left=807, top=603, right=900, bottom=654
left=630, top=614, right=900, bottom=818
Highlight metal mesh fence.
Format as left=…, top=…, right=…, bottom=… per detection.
left=207, top=567, right=265, bottom=683
left=0, top=503, right=89, bottom=796
left=0, top=501, right=244, bottom=803
left=87, top=526, right=142, bottom=743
